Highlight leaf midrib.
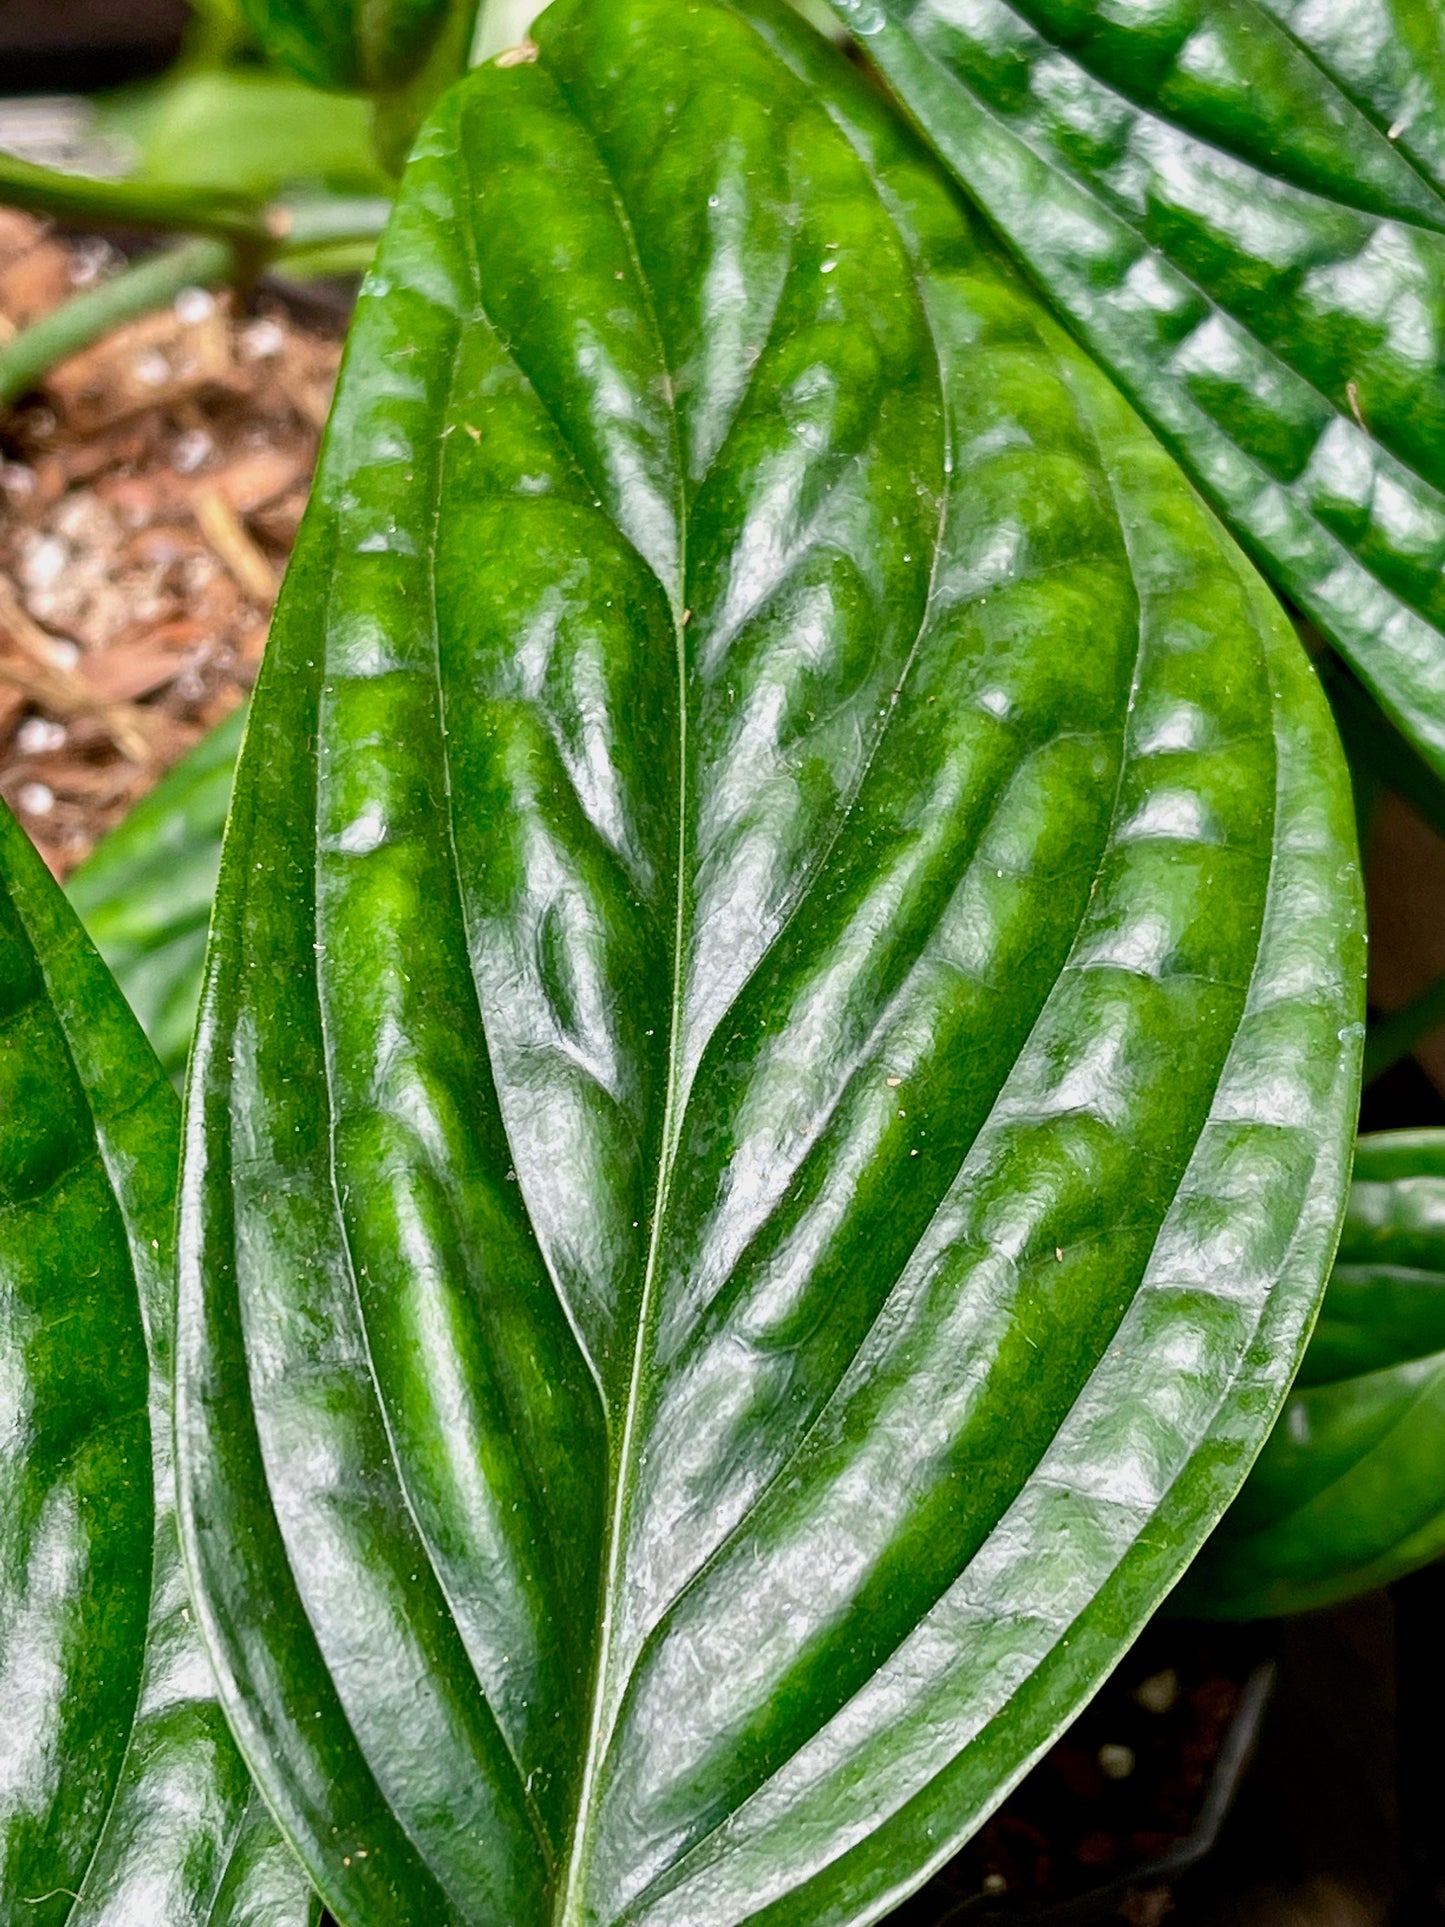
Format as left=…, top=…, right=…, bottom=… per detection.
left=541, top=36, right=966, bottom=1915
left=550, top=24, right=1169, bottom=1913
left=542, top=59, right=693, bottom=1927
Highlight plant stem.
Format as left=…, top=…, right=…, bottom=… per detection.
left=274, top=197, right=393, bottom=250
left=0, top=149, right=268, bottom=244
left=0, top=238, right=237, bottom=408
left=373, top=0, right=486, bottom=175
left=0, top=200, right=392, bottom=411
left=1364, top=975, right=1445, bottom=1085
left=268, top=238, right=380, bottom=281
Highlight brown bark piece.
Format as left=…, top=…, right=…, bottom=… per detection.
left=45, top=295, right=244, bottom=434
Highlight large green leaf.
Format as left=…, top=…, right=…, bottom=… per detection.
left=175, top=4, right=1363, bottom=1922
left=66, top=706, right=244, bottom=1085
left=0, top=803, right=314, bottom=1927
left=823, top=0, right=1445, bottom=783
left=1186, top=1127, right=1445, bottom=1616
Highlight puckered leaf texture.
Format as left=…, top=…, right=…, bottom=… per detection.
left=175, top=4, right=1364, bottom=1923
left=1187, top=1127, right=1445, bottom=1617
left=826, top=0, right=1445, bottom=783
left=0, top=805, right=314, bottom=1927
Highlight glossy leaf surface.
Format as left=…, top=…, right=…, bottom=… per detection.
left=66, top=706, right=243, bottom=1085
left=1187, top=1128, right=1445, bottom=1617
left=176, top=5, right=1363, bottom=1922
left=0, top=802, right=314, bottom=1927
left=827, top=0, right=1445, bottom=782
left=236, top=0, right=461, bottom=93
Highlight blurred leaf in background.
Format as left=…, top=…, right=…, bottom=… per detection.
left=66, top=707, right=244, bottom=1087
left=1187, top=1129, right=1445, bottom=1617
left=95, top=70, right=389, bottom=201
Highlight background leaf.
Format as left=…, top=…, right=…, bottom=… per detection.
left=1187, top=1127, right=1445, bottom=1616
left=176, top=4, right=1363, bottom=1923
left=235, top=0, right=470, bottom=95
left=96, top=72, right=390, bottom=202
left=0, top=802, right=313, bottom=1927
left=66, top=705, right=243, bottom=1086
left=825, top=0, right=1445, bottom=782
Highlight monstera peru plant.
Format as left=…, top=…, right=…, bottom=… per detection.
left=169, top=1, right=1365, bottom=1916
left=20, top=0, right=1445, bottom=1917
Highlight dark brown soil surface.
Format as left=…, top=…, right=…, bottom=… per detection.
left=0, top=208, right=340, bottom=876
left=890, top=1624, right=1262, bottom=1925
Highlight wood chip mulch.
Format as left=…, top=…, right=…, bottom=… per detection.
left=0, top=207, right=341, bottom=877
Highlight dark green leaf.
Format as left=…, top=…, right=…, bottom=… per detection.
left=826, top=0, right=1445, bottom=782
left=0, top=803, right=313, bottom=1927
left=176, top=5, right=1363, bottom=1921
left=237, top=0, right=466, bottom=94
left=1318, top=652, right=1445, bottom=845
left=1185, top=1129, right=1445, bottom=1618
left=66, top=706, right=244, bottom=1085
left=1309, top=1130, right=1445, bottom=1382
